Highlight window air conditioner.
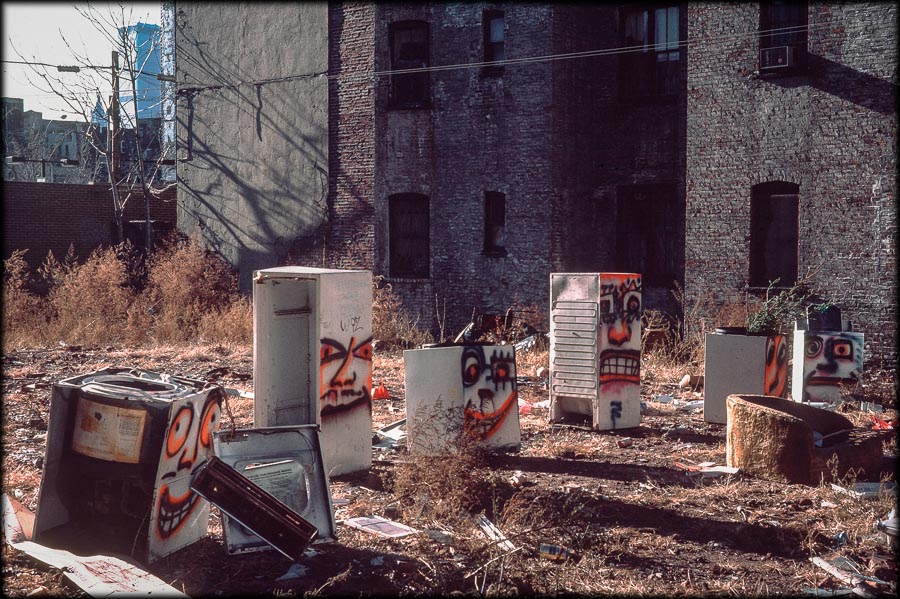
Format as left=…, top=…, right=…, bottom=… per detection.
left=760, top=46, right=797, bottom=70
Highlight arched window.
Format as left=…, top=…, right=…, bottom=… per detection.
left=750, top=181, right=799, bottom=287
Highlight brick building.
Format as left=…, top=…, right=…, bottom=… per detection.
left=174, top=2, right=896, bottom=364
left=2, top=182, right=177, bottom=271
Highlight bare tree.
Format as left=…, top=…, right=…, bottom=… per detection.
left=10, top=2, right=175, bottom=251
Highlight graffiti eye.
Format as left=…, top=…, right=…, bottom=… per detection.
left=353, top=338, right=373, bottom=361
left=626, top=295, right=640, bottom=314
left=777, top=341, right=788, bottom=364
left=833, top=340, right=853, bottom=359
left=166, top=407, right=194, bottom=457
left=461, top=348, right=485, bottom=387
left=491, top=359, right=514, bottom=386
left=320, top=339, right=346, bottom=364
left=805, top=337, right=823, bottom=358
left=599, top=299, right=611, bottom=314
left=198, top=398, right=221, bottom=448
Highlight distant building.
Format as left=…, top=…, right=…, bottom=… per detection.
left=175, top=2, right=897, bottom=365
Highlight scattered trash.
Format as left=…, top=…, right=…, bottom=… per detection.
left=678, top=400, right=704, bottom=412
left=509, top=471, right=528, bottom=487
left=652, top=395, right=674, bottom=404
left=830, top=482, right=897, bottom=500
left=811, top=555, right=892, bottom=596
left=821, top=500, right=837, bottom=508
left=225, top=387, right=254, bottom=400
left=518, top=399, right=533, bottom=415
left=342, top=516, right=419, bottom=538
left=514, top=334, right=540, bottom=353
left=26, top=586, right=49, bottom=597
left=332, top=498, right=351, bottom=507
left=5, top=493, right=188, bottom=598
left=678, top=374, right=704, bottom=389
left=877, top=508, right=897, bottom=547
left=275, top=563, right=309, bottom=581
left=374, top=418, right=408, bottom=449
left=869, top=414, right=893, bottom=430
left=532, top=399, right=552, bottom=410
left=801, top=588, right=858, bottom=597
left=373, top=383, right=391, bottom=400
left=473, top=514, right=515, bottom=552
left=688, top=465, right=739, bottom=479
left=370, top=556, right=386, bottom=567
left=539, top=543, right=574, bottom=562
left=426, top=529, right=453, bottom=544
left=858, top=401, right=883, bottom=414
left=832, top=531, right=848, bottom=547
left=616, top=438, right=634, bottom=448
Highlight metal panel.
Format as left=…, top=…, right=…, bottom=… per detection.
left=550, top=299, right=598, bottom=404
left=211, top=425, right=336, bottom=557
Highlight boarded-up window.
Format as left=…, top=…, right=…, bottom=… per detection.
left=483, top=191, right=506, bottom=255
left=389, top=21, right=430, bottom=108
left=760, top=1, right=808, bottom=50
left=389, top=193, right=430, bottom=278
left=616, top=184, right=679, bottom=286
left=750, top=182, right=799, bottom=287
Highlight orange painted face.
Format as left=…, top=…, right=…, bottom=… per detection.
left=764, top=335, right=788, bottom=397
left=598, top=274, right=641, bottom=389
left=319, top=335, right=373, bottom=418
left=462, top=345, right=517, bottom=441
left=156, top=392, right=221, bottom=540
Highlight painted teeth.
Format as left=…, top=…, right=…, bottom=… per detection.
left=600, top=357, right=638, bottom=375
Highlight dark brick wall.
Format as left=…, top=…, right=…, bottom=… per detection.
left=3, top=181, right=177, bottom=269
left=685, top=2, right=897, bottom=366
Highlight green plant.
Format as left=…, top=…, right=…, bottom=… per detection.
left=745, top=273, right=832, bottom=335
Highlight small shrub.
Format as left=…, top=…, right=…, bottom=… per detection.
left=372, top=276, right=433, bottom=349
left=2, top=250, right=48, bottom=348
left=45, top=245, right=136, bottom=346
left=143, top=234, right=241, bottom=344
left=197, top=296, right=253, bottom=347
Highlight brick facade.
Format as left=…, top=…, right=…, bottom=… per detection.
left=176, top=2, right=896, bottom=365
left=2, top=181, right=177, bottom=270
left=685, top=2, right=897, bottom=366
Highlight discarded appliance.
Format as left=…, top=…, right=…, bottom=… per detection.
left=191, top=455, right=318, bottom=561
left=703, top=329, right=789, bottom=424
left=404, top=343, right=520, bottom=453
left=253, top=266, right=373, bottom=476
left=725, top=394, right=883, bottom=485
left=204, top=425, right=337, bottom=557
left=792, top=314, right=864, bottom=404
left=4, top=493, right=188, bottom=598
left=33, top=368, right=224, bottom=563
left=549, top=273, right=642, bottom=430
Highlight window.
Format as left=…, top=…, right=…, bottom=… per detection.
left=749, top=182, right=799, bottom=288
left=389, top=193, right=430, bottom=278
left=389, top=21, right=430, bottom=108
left=483, top=10, right=505, bottom=65
left=760, top=1, right=808, bottom=48
left=616, top=184, right=680, bottom=286
left=620, top=5, right=681, bottom=98
left=483, top=192, right=506, bottom=256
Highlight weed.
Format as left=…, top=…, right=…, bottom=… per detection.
left=372, top=276, right=433, bottom=350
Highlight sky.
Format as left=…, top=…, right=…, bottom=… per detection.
left=2, top=2, right=160, bottom=121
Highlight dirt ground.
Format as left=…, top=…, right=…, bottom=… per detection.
left=2, top=345, right=896, bottom=597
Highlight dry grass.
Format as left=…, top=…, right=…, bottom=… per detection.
left=2, top=235, right=251, bottom=351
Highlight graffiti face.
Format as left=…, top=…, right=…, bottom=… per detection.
left=764, top=335, right=788, bottom=397
left=320, top=335, right=373, bottom=418
left=803, top=333, right=862, bottom=391
left=598, top=274, right=641, bottom=389
left=156, top=392, right=222, bottom=540
left=462, top=345, right=517, bottom=441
